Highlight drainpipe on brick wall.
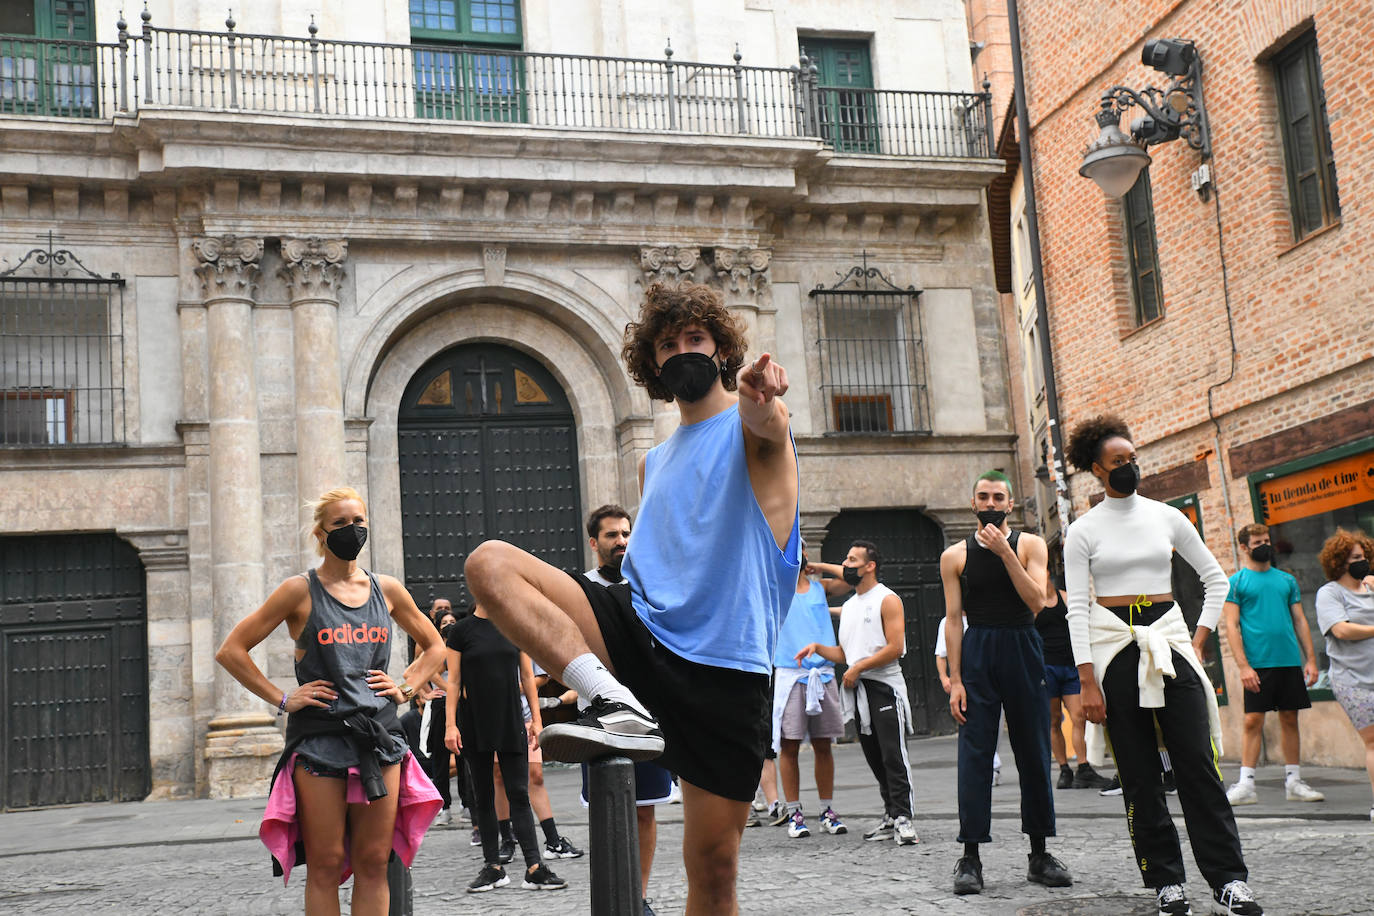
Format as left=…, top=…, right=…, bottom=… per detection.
left=1006, top=0, right=1072, bottom=533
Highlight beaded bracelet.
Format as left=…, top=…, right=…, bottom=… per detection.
left=276, top=693, right=288, bottom=716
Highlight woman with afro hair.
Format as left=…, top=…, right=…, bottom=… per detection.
left=1062, top=415, right=1262, bottom=916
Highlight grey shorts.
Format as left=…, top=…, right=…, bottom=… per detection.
left=779, top=679, right=845, bottom=742
left=1333, top=680, right=1374, bottom=731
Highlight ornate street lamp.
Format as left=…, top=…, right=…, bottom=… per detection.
left=1080, top=38, right=1212, bottom=197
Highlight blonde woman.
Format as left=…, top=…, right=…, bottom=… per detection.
left=216, top=486, right=444, bottom=916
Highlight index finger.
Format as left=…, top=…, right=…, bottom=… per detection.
left=749, top=354, right=771, bottom=376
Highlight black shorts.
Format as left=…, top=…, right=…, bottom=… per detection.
left=570, top=572, right=770, bottom=802
left=1243, top=666, right=1313, bottom=713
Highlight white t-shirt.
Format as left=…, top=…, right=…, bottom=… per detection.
left=933, top=614, right=970, bottom=659
left=838, top=583, right=904, bottom=681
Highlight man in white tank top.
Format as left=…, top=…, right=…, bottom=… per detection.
left=796, top=540, right=917, bottom=846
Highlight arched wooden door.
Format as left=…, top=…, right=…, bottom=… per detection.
left=398, top=343, right=583, bottom=609
left=822, top=509, right=951, bottom=735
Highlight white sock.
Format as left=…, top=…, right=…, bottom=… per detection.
left=1285, top=764, right=1301, bottom=783
left=1239, top=766, right=1256, bottom=784
left=786, top=800, right=801, bottom=814
left=561, top=653, right=649, bottom=716
left=819, top=798, right=833, bottom=811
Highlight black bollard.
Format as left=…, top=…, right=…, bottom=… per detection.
left=587, top=755, right=642, bottom=915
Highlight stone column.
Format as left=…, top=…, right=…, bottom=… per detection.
left=192, top=235, right=283, bottom=798
left=280, top=237, right=349, bottom=565
left=713, top=247, right=774, bottom=355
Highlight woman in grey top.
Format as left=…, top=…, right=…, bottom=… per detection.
left=216, top=486, right=443, bottom=915
left=1313, top=528, right=1374, bottom=822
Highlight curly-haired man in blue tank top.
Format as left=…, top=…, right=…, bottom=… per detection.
left=465, top=282, right=801, bottom=915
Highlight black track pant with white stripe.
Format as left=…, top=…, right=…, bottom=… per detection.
left=857, top=679, right=914, bottom=819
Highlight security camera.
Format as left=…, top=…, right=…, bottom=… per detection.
left=1142, top=38, right=1196, bottom=76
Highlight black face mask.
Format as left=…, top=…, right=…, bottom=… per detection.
left=658, top=351, right=720, bottom=403
left=1249, top=543, right=1274, bottom=564
left=1349, top=559, right=1371, bottom=581
left=842, top=565, right=863, bottom=586
left=976, top=509, right=1007, bottom=528
left=1105, top=461, right=1141, bottom=495
left=597, top=560, right=624, bottom=583
left=325, top=523, right=367, bottom=561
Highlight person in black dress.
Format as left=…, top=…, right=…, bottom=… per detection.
left=444, top=604, right=567, bottom=893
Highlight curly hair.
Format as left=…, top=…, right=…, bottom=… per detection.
left=621, top=282, right=748, bottom=402
left=1065, top=415, right=1133, bottom=473
left=1318, top=528, right=1374, bottom=581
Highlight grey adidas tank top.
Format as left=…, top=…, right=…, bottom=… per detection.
left=291, top=568, right=405, bottom=769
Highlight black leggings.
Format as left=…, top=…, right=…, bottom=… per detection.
left=465, top=748, right=541, bottom=869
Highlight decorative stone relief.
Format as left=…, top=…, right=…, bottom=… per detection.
left=637, top=246, right=700, bottom=286
left=278, top=236, right=348, bottom=299
left=192, top=235, right=263, bottom=297
left=483, top=245, right=507, bottom=286
left=713, top=247, right=771, bottom=295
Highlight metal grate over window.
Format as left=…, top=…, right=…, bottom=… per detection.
left=810, top=260, right=929, bottom=434
left=0, top=236, right=126, bottom=446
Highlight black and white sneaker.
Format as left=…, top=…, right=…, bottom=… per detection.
left=538, top=697, right=665, bottom=763
left=863, top=815, right=895, bottom=841
left=522, top=863, right=568, bottom=891
left=545, top=836, right=584, bottom=859
left=467, top=864, right=509, bottom=893
left=497, top=838, right=516, bottom=864
left=1155, top=883, right=1192, bottom=915
left=1099, top=775, right=1123, bottom=796
left=1211, top=880, right=1262, bottom=915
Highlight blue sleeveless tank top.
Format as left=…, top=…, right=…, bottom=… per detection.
left=623, top=402, right=801, bottom=675
left=292, top=569, right=405, bottom=768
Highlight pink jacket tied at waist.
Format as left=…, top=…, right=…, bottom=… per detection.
left=260, top=750, right=441, bottom=886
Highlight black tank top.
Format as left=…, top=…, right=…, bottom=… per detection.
left=1034, top=591, right=1074, bottom=666
left=291, top=568, right=405, bottom=768
left=960, top=531, right=1035, bottom=627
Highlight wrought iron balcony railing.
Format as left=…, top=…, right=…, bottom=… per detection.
left=0, top=11, right=995, bottom=160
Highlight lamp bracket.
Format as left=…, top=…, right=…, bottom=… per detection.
left=1096, top=44, right=1210, bottom=158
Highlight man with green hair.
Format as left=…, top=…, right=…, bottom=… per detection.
left=940, top=470, right=1071, bottom=895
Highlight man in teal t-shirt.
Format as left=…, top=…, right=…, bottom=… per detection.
left=1222, top=523, right=1324, bottom=806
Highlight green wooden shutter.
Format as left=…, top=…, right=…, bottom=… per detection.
left=804, top=38, right=878, bottom=153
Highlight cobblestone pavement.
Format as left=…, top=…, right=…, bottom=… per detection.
left=3, top=736, right=1372, bottom=915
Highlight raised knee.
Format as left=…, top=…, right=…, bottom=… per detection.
left=464, top=540, right=514, bottom=587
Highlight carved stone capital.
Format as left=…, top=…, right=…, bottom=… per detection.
left=278, top=237, right=348, bottom=300
left=637, top=246, right=701, bottom=287
left=713, top=246, right=771, bottom=295
left=192, top=236, right=263, bottom=299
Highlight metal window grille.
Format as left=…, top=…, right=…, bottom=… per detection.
left=0, top=237, right=126, bottom=446
left=810, top=261, right=929, bottom=434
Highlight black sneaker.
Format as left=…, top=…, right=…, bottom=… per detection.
left=1074, top=762, right=1115, bottom=790
left=469, top=826, right=481, bottom=846
left=497, top=838, right=516, bottom=864
left=1057, top=764, right=1075, bottom=789
left=1027, top=851, right=1073, bottom=887
left=1099, top=775, right=1123, bottom=796
left=545, top=836, right=583, bottom=859
left=953, top=856, right=983, bottom=895
left=1155, top=883, right=1192, bottom=915
left=521, top=863, right=568, bottom=891
left=1212, top=880, right=1262, bottom=915
left=538, top=697, right=665, bottom=763
left=467, top=864, right=509, bottom=893
left=1163, top=768, right=1178, bottom=796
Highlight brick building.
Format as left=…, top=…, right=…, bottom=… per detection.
left=1, top=0, right=1007, bottom=804
left=981, top=0, right=1373, bottom=766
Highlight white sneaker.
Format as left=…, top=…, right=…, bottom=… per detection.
left=669, top=781, right=683, bottom=805
left=893, top=815, right=919, bottom=845
left=992, top=767, right=1001, bottom=786
left=751, top=787, right=767, bottom=812
left=1225, top=781, right=1257, bottom=806
left=1285, top=778, right=1324, bottom=802
left=436, top=808, right=452, bottom=828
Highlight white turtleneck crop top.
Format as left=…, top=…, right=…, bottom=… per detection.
left=1063, top=492, right=1228, bottom=667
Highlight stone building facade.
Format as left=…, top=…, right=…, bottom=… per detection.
left=978, top=0, right=1374, bottom=766
left=0, top=0, right=1011, bottom=803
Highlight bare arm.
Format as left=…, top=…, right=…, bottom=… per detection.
left=1222, top=600, right=1260, bottom=693
left=808, top=561, right=854, bottom=597
left=215, top=577, right=336, bottom=714
left=737, top=355, right=799, bottom=550
left=795, top=641, right=846, bottom=666
left=940, top=545, right=969, bottom=723
left=1331, top=621, right=1374, bottom=641
left=381, top=575, right=445, bottom=698
left=519, top=653, right=542, bottom=737
left=978, top=526, right=1048, bottom=615
left=443, top=647, right=463, bottom=752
